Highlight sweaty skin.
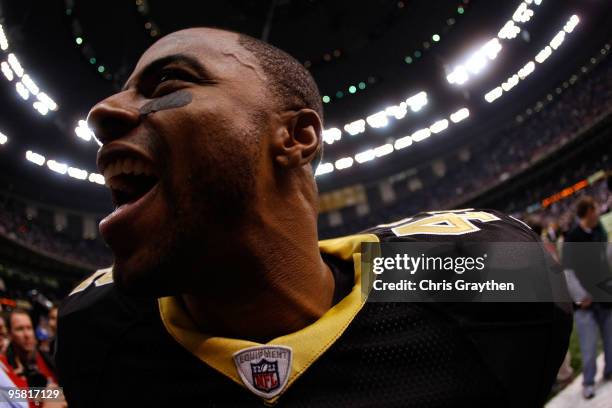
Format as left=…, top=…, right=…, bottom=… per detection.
left=139, top=89, right=193, bottom=116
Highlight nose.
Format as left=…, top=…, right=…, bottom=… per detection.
left=87, top=92, right=141, bottom=145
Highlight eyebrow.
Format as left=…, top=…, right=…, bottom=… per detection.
left=121, top=53, right=211, bottom=92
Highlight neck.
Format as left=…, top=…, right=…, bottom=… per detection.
left=182, top=178, right=334, bottom=342
left=14, top=347, right=34, bottom=368
left=579, top=219, right=592, bottom=231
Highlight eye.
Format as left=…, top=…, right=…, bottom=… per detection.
left=159, top=69, right=186, bottom=83
left=151, top=69, right=192, bottom=95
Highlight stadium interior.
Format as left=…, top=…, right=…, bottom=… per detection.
left=0, top=0, right=610, bottom=405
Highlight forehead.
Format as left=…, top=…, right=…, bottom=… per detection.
left=131, top=29, right=265, bottom=85
left=11, top=313, right=31, bottom=326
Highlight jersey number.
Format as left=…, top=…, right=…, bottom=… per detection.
left=391, top=210, right=500, bottom=237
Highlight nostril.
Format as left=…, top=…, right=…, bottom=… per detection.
left=95, top=117, right=132, bottom=144
left=88, top=102, right=140, bottom=144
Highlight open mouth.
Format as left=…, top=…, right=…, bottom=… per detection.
left=102, top=157, right=160, bottom=208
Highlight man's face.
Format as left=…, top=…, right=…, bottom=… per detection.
left=9, top=313, right=36, bottom=354
left=88, top=29, right=273, bottom=294
left=48, top=308, right=57, bottom=336
left=585, top=205, right=600, bottom=229
left=0, top=317, right=7, bottom=338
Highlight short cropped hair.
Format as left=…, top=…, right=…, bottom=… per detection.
left=576, top=196, right=596, bottom=219
left=7, top=309, right=31, bottom=332
left=237, top=33, right=324, bottom=169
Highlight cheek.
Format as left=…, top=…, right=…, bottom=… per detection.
left=144, top=94, right=261, bottom=202
left=171, top=111, right=253, bottom=171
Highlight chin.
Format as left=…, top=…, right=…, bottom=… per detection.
left=111, top=254, right=171, bottom=297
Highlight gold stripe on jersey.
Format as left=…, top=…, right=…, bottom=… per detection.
left=69, top=267, right=113, bottom=296
left=158, top=233, right=380, bottom=405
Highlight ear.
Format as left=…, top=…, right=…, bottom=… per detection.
left=271, top=109, right=322, bottom=170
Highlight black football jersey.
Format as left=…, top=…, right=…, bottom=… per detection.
left=56, top=209, right=572, bottom=407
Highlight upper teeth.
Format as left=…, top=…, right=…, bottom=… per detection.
left=103, top=158, right=155, bottom=184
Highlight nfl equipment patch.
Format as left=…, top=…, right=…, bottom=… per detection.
left=233, top=345, right=292, bottom=399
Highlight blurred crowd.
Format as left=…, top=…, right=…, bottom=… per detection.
left=0, top=197, right=111, bottom=269
left=0, top=302, right=64, bottom=407
left=519, top=176, right=612, bottom=240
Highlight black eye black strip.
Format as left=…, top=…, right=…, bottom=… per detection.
left=139, top=90, right=193, bottom=116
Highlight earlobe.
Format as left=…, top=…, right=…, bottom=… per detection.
left=272, top=109, right=322, bottom=170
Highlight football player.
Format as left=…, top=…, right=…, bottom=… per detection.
left=56, top=28, right=571, bottom=407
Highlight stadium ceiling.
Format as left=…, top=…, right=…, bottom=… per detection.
left=0, top=0, right=610, bottom=213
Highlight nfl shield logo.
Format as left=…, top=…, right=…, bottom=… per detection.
left=233, top=345, right=292, bottom=399
left=251, top=359, right=279, bottom=392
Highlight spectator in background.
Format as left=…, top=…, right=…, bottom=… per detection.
left=0, top=360, right=28, bottom=408
left=563, top=196, right=612, bottom=399
left=37, top=306, right=57, bottom=354
left=0, top=310, right=57, bottom=390
left=46, top=307, right=57, bottom=341
left=525, top=216, right=573, bottom=388
left=0, top=315, right=9, bottom=354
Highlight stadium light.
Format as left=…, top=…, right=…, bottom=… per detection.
left=1, top=62, right=13, bottom=81
left=483, top=38, right=503, bottom=59
left=450, top=108, right=470, bottom=123
left=564, top=15, right=579, bottom=33
left=21, top=145, right=122, bottom=185
left=406, top=91, right=428, bottom=112
left=33, top=101, right=49, bottom=116
left=385, top=103, right=408, bottom=120
left=465, top=53, right=487, bottom=74
left=535, top=46, right=552, bottom=63
left=449, top=0, right=543, bottom=86
left=314, top=162, right=334, bottom=177
left=484, top=14, right=579, bottom=103
left=512, top=2, right=534, bottom=23
left=0, top=32, right=59, bottom=114
left=498, top=20, right=521, bottom=39
left=88, top=173, right=106, bottom=185
left=501, top=75, right=519, bottom=92
left=7, top=54, right=23, bottom=78
left=446, top=66, right=469, bottom=85
left=323, top=91, right=428, bottom=146
left=344, top=119, right=366, bottom=136
left=366, top=111, right=389, bottom=128
left=394, top=135, right=413, bottom=150
left=411, top=128, right=431, bottom=142
left=75, top=121, right=94, bottom=142
left=517, top=61, right=535, bottom=79
left=322, top=128, right=342, bottom=145
left=446, top=39, right=502, bottom=85
left=355, top=149, right=376, bottom=164
left=37, top=93, right=58, bottom=111
left=0, top=24, right=8, bottom=50
left=25, top=150, right=45, bottom=166
left=550, top=31, right=565, bottom=50
left=21, top=74, right=39, bottom=96
left=15, top=82, right=29, bottom=100
left=323, top=105, right=477, bottom=174
left=485, top=87, right=503, bottom=103
left=47, top=159, right=68, bottom=175
left=429, top=119, right=449, bottom=134
left=335, top=157, right=354, bottom=170
left=0, top=131, right=7, bottom=145
left=68, top=167, right=88, bottom=180
left=374, top=143, right=394, bottom=157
